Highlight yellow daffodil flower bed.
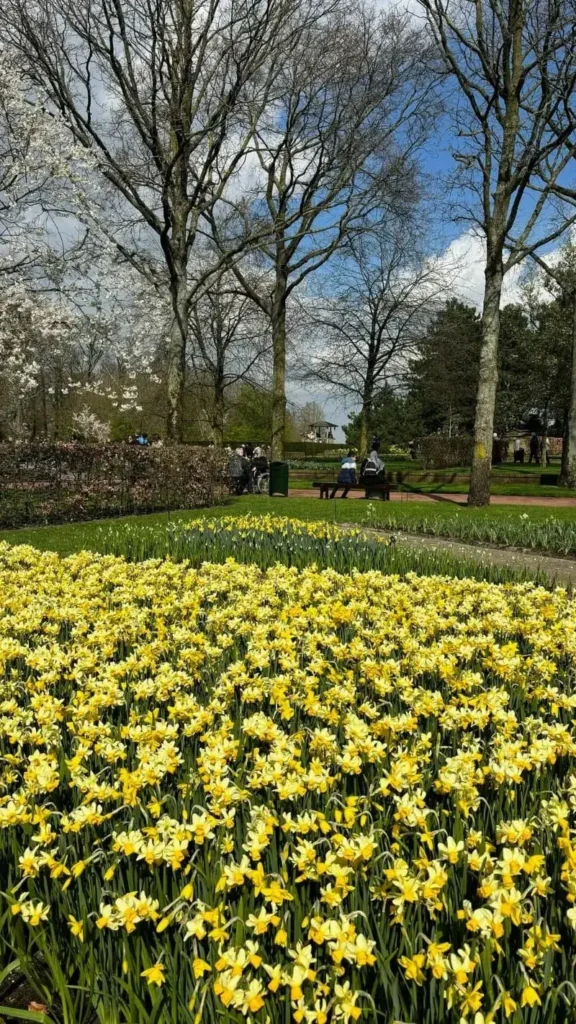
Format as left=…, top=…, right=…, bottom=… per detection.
left=96, top=514, right=393, bottom=576
left=181, top=515, right=373, bottom=538
left=94, top=513, right=529, bottom=584
left=1, top=543, right=576, bottom=1023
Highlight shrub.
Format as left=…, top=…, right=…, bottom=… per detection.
left=417, top=434, right=474, bottom=468
left=0, top=442, right=229, bottom=527
left=71, top=406, right=111, bottom=443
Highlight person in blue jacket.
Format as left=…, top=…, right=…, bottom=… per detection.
left=330, top=450, right=357, bottom=499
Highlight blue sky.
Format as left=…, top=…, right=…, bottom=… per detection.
left=289, top=134, right=465, bottom=440
left=291, top=129, right=576, bottom=441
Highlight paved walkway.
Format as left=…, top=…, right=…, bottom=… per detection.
left=290, top=489, right=576, bottom=507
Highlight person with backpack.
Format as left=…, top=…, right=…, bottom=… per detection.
left=361, top=441, right=386, bottom=499
left=330, top=450, right=357, bottom=499
left=362, top=443, right=385, bottom=477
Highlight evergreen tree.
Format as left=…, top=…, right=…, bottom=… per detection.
left=408, top=300, right=482, bottom=435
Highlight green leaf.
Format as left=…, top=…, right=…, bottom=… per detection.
left=0, top=1006, right=51, bottom=1023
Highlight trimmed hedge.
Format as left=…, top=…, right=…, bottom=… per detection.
left=0, top=443, right=229, bottom=528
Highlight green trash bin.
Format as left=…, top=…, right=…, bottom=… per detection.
left=269, top=460, right=289, bottom=496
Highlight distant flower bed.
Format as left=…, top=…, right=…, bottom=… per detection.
left=0, top=442, right=229, bottom=527
left=288, top=459, right=342, bottom=470
left=95, top=513, right=391, bottom=572
left=93, top=513, right=541, bottom=583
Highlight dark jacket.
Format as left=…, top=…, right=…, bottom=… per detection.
left=337, top=455, right=357, bottom=486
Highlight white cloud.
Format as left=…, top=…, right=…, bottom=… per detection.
left=435, top=229, right=525, bottom=309
left=435, top=227, right=576, bottom=309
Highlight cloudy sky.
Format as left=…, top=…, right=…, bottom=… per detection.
left=289, top=0, right=575, bottom=442
left=290, top=228, right=531, bottom=441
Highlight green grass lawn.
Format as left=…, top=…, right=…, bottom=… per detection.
left=1, top=495, right=576, bottom=557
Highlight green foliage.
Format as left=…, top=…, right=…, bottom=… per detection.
left=403, top=296, right=572, bottom=441
left=345, top=387, right=422, bottom=449
left=408, top=299, right=482, bottom=436
left=496, top=302, right=570, bottom=434
left=222, top=384, right=302, bottom=443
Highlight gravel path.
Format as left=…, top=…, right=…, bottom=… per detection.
left=353, top=526, right=576, bottom=587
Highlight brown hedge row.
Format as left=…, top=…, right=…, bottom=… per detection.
left=417, top=435, right=474, bottom=469
left=0, top=443, right=229, bottom=528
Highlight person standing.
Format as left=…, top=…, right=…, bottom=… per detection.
left=529, top=433, right=539, bottom=464
left=513, top=437, right=525, bottom=464
left=330, top=450, right=357, bottom=499
left=228, top=448, right=245, bottom=493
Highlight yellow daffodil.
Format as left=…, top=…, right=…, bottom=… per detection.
left=141, top=962, right=165, bottom=987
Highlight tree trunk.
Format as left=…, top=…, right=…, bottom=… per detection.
left=53, top=362, right=63, bottom=440
left=270, top=271, right=288, bottom=461
left=540, top=403, right=548, bottom=469
left=40, top=368, right=48, bottom=436
left=560, top=412, right=569, bottom=480
left=468, top=259, right=503, bottom=506
left=166, top=268, right=188, bottom=442
left=359, top=369, right=375, bottom=454
left=559, top=291, right=576, bottom=486
left=359, top=408, right=369, bottom=457
left=14, top=399, right=23, bottom=440
left=212, top=363, right=226, bottom=445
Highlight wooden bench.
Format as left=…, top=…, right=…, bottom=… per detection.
left=313, top=477, right=391, bottom=500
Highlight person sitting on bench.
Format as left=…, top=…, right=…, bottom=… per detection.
left=330, top=450, right=357, bottom=498
left=361, top=442, right=385, bottom=498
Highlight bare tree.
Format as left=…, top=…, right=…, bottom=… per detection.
left=0, top=0, right=309, bottom=439
left=290, top=400, right=327, bottom=439
left=210, top=5, right=436, bottom=458
left=417, top=0, right=576, bottom=505
left=300, top=225, right=449, bottom=453
left=188, top=273, right=271, bottom=442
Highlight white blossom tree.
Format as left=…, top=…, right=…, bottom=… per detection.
left=0, top=49, right=92, bottom=281
left=0, top=0, right=328, bottom=439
